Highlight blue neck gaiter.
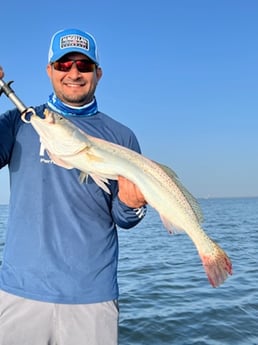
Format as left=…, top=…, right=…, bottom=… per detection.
left=47, top=93, right=98, bottom=117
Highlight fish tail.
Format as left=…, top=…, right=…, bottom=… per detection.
left=198, top=239, right=233, bottom=288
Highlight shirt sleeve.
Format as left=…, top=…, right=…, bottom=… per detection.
left=0, top=109, right=20, bottom=168
left=112, top=195, right=147, bottom=229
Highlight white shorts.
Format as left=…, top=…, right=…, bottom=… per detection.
left=0, top=290, right=119, bottom=345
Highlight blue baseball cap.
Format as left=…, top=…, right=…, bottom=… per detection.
left=48, top=28, right=99, bottom=65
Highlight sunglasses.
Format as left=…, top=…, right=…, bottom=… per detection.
left=52, top=59, right=96, bottom=73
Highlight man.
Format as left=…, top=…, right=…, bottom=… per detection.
left=0, top=28, right=146, bottom=345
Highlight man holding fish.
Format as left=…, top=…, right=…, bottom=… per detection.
left=0, top=28, right=147, bottom=345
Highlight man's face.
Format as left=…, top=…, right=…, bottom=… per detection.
left=47, top=52, right=102, bottom=106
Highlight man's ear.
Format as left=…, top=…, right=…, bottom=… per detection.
left=46, top=64, right=52, bottom=78
left=96, top=67, right=103, bottom=81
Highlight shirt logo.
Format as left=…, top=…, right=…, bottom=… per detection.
left=39, top=143, right=53, bottom=164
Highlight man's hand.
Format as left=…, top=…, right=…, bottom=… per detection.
left=0, top=66, right=4, bottom=79
left=118, top=176, right=147, bottom=208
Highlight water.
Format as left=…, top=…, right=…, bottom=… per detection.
left=0, top=198, right=258, bottom=344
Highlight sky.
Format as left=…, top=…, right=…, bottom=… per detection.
left=0, top=0, right=258, bottom=204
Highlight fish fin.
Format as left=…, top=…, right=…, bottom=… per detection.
left=47, top=151, right=74, bottom=169
left=91, top=174, right=111, bottom=194
left=79, top=172, right=111, bottom=194
left=155, top=161, right=204, bottom=224
left=84, top=151, right=104, bottom=162
left=160, top=214, right=185, bottom=235
left=198, top=239, right=233, bottom=287
left=79, top=172, right=89, bottom=184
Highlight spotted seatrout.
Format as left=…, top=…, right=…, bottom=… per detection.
left=22, top=108, right=233, bottom=287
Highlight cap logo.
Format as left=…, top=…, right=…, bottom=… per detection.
left=60, top=34, right=89, bottom=50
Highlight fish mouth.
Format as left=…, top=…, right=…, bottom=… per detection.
left=21, top=107, right=37, bottom=123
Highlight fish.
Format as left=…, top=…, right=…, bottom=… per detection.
left=22, top=108, right=233, bottom=287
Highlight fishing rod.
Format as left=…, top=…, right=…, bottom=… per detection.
left=0, top=78, right=28, bottom=114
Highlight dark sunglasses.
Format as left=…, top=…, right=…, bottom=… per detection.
left=52, top=59, right=96, bottom=73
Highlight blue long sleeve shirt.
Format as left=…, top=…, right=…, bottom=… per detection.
left=0, top=104, right=146, bottom=304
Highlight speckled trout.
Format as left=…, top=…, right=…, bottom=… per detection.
left=22, top=108, right=232, bottom=287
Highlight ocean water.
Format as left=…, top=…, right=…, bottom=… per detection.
left=0, top=198, right=258, bottom=345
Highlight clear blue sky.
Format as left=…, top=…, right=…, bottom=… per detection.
left=0, top=0, right=257, bottom=203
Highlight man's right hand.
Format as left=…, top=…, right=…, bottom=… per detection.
left=0, top=66, right=4, bottom=79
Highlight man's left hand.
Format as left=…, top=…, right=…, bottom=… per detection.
left=118, top=176, right=147, bottom=208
